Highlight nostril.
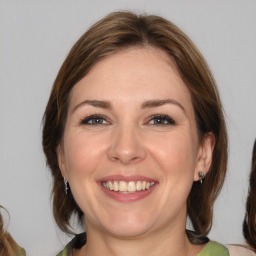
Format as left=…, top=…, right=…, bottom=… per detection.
left=106, top=131, right=146, bottom=164
left=110, top=155, right=142, bottom=165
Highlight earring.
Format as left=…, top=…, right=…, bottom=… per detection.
left=64, top=177, right=68, bottom=195
left=198, top=172, right=205, bottom=184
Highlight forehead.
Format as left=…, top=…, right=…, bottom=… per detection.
left=69, top=47, right=194, bottom=115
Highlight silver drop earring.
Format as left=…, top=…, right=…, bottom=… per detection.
left=64, top=177, right=68, bottom=195
left=198, top=172, right=205, bottom=184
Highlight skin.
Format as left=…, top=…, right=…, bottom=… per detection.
left=57, top=46, right=215, bottom=256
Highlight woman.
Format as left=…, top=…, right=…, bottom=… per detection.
left=42, top=11, right=228, bottom=256
left=0, top=206, right=26, bottom=256
left=228, top=139, right=256, bottom=255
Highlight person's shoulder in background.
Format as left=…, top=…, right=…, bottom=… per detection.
left=0, top=232, right=26, bottom=256
left=227, top=245, right=256, bottom=256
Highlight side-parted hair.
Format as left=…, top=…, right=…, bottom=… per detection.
left=243, top=139, right=256, bottom=252
left=42, top=11, right=228, bottom=243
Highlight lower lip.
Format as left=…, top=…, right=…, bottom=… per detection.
left=99, top=183, right=157, bottom=202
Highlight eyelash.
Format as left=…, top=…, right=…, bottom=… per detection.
left=80, top=114, right=176, bottom=126
left=80, top=114, right=109, bottom=125
left=147, top=114, right=176, bottom=126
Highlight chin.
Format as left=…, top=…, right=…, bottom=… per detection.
left=104, top=222, right=150, bottom=238
left=99, top=211, right=154, bottom=238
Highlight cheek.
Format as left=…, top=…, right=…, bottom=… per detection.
left=63, top=131, right=107, bottom=177
left=62, top=132, right=107, bottom=211
left=148, top=130, right=197, bottom=179
left=144, top=130, right=198, bottom=219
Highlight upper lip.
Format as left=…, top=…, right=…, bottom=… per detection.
left=98, top=175, right=157, bottom=183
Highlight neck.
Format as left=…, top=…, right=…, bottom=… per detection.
left=76, top=220, right=201, bottom=256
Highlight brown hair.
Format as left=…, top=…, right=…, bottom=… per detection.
left=42, top=11, right=228, bottom=242
left=243, top=139, right=256, bottom=252
left=0, top=206, right=25, bottom=256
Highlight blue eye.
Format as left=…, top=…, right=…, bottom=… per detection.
left=80, top=115, right=109, bottom=125
left=148, top=115, right=176, bottom=125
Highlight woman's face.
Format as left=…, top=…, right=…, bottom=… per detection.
left=57, top=47, right=213, bottom=238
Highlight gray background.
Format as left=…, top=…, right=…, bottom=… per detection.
left=0, top=1, right=255, bottom=255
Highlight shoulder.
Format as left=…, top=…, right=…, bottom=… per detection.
left=16, top=246, right=26, bottom=256
left=56, top=233, right=87, bottom=256
left=227, top=245, right=256, bottom=256
left=198, top=241, right=229, bottom=256
left=56, top=246, right=70, bottom=256
left=10, top=235, right=26, bottom=256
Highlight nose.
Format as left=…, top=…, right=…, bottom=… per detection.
left=107, top=124, right=146, bottom=165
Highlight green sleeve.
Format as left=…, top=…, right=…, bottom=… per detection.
left=16, top=246, right=26, bottom=256
left=197, top=241, right=229, bottom=256
left=56, top=245, right=71, bottom=256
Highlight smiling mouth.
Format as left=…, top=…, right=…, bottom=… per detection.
left=102, top=181, right=155, bottom=193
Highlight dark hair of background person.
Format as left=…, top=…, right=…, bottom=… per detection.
left=0, top=206, right=25, bottom=256
left=243, top=139, right=256, bottom=252
left=42, top=11, right=228, bottom=244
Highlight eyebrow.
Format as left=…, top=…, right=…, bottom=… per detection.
left=142, top=99, right=186, bottom=115
left=72, top=98, right=186, bottom=115
left=72, top=100, right=112, bottom=113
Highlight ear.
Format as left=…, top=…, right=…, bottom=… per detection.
left=56, top=144, right=68, bottom=180
left=194, top=132, right=215, bottom=181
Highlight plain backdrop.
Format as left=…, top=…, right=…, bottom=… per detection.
left=0, top=1, right=256, bottom=255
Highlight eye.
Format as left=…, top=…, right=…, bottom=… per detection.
left=80, top=115, right=109, bottom=125
left=148, top=114, right=176, bottom=125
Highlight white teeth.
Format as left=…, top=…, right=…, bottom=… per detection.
left=102, top=180, right=155, bottom=193
left=141, top=181, right=146, bottom=190
left=108, top=181, right=114, bottom=190
left=127, top=181, right=136, bottom=192
left=119, top=181, right=127, bottom=192
left=136, top=181, right=142, bottom=191
left=113, top=181, right=119, bottom=191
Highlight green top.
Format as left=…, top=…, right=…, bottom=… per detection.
left=16, top=245, right=26, bottom=256
left=197, top=241, right=229, bottom=256
left=56, top=233, right=229, bottom=256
